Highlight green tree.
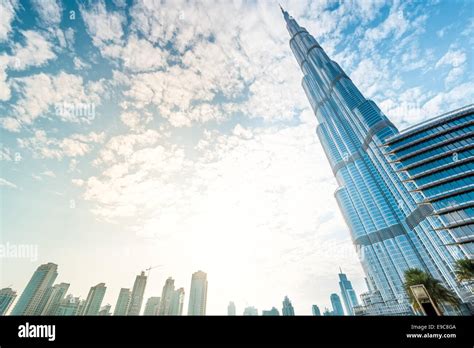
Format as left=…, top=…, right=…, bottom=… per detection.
left=404, top=268, right=460, bottom=314
left=454, top=258, right=474, bottom=282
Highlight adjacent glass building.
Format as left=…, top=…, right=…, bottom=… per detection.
left=383, top=105, right=474, bottom=306
left=281, top=8, right=472, bottom=314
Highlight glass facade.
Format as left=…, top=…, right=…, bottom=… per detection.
left=187, top=271, right=208, bottom=316
left=0, top=288, right=17, bottom=315
left=330, top=293, right=345, bottom=316
left=312, top=304, right=321, bottom=316
left=281, top=8, right=471, bottom=314
left=338, top=271, right=359, bottom=315
left=82, top=283, right=106, bottom=316
left=11, top=263, right=58, bottom=315
left=282, top=296, right=295, bottom=316
left=384, top=105, right=474, bottom=305
left=127, top=271, right=147, bottom=315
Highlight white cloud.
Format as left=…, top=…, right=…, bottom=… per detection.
left=0, top=117, right=21, bottom=132
left=0, top=0, right=17, bottom=42
left=0, top=59, right=10, bottom=101
left=361, top=7, right=408, bottom=51
left=3, top=72, right=103, bottom=131
left=93, top=129, right=165, bottom=165
left=72, top=178, right=85, bottom=187
left=350, top=56, right=396, bottom=98
left=18, top=130, right=106, bottom=159
left=380, top=81, right=474, bottom=128
left=31, top=0, right=63, bottom=27
left=118, top=36, right=168, bottom=72
left=73, top=57, right=91, bottom=70
left=0, top=177, right=17, bottom=189
left=80, top=0, right=125, bottom=49
left=120, top=110, right=152, bottom=130
left=0, top=56, right=11, bottom=101
left=399, top=44, right=430, bottom=71
left=435, top=48, right=467, bottom=86
left=0, top=30, right=56, bottom=102
left=0, top=147, right=13, bottom=161
left=129, top=0, right=206, bottom=51
left=115, top=1, right=309, bottom=127
left=422, top=82, right=474, bottom=116
left=41, top=170, right=56, bottom=177
left=32, top=170, right=56, bottom=180
left=9, top=30, right=56, bottom=70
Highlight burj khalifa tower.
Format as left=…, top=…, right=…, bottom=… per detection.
left=281, top=7, right=470, bottom=315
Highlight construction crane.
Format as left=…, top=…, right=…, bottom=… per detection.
left=145, top=265, right=163, bottom=277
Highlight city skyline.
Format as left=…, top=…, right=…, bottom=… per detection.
left=4, top=262, right=212, bottom=316
left=2, top=261, right=355, bottom=316
left=1, top=0, right=473, bottom=315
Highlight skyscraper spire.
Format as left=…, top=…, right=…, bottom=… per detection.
left=283, top=10, right=469, bottom=315
left=280, top=4, right=289, bottom=20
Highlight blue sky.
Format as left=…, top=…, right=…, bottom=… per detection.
left=0, top=0, right=473, bottom=315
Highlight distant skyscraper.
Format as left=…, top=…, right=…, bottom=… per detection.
left=82, top=283, right=106, bottom=316
left=158, top=277, right=175, bottom=315
left=187, top=271, right=208, bottom=316
left=330, top=293, right=344, bottom=316
left=99, top=304, right=112, bottom=316
left=11, top=262, right=58, bottom=315
left=227, top=301, right=236, bottom=316
left=41, top=283, right=70, bottom=315
left=311, top=304, right=321, bottom=316
left=0, top=288, right=17, bottom=315
left=323, top=307, right=333, bottom=316
left=282, top=7, right=471, bottom=315
left=143, top=297, right=160, bottom=315
left=127, top=271, right=147, bottom=315
left=338, top=270, right=359, bottom=315
left=170, top=288, right=185, bottom=315
left=262, top=307, right=280, bottom=316
left=76, top=299, right=86, bottom=316
left=56, top=295, right=81, bottom=316
left=353, top=290, right=388, bottom=316
left=243, top=306, right=258, bottom=316
left=114, top=288, right=131, bottom=316
left=282, top=296, right=295, bottom=316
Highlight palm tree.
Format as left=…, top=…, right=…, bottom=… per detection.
left=454, top=259, right=474, bottom=283
left=404, top=268, right=460, bottom=314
